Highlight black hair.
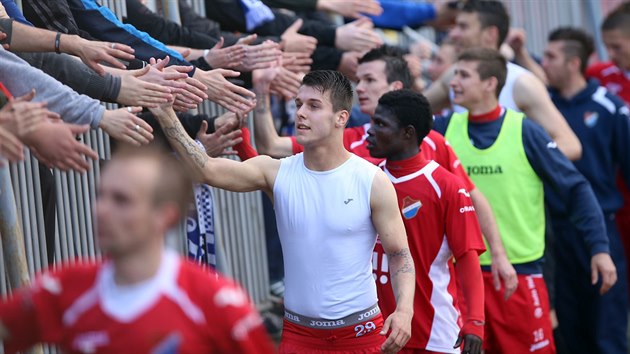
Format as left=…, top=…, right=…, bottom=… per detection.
left=377, top=89, right=433, bottom=145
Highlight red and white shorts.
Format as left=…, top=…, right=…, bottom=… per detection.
left=483, top=272, right=556, bottom=354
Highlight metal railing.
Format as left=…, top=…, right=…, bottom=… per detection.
left=0, top=0, right=272, bottom=314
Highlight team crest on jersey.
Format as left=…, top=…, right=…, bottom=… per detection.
left=401, top=196, right=422, bottom=219
left=583, top=111, right=599, bottom=127
left=151, top=333, right=182, bottom=354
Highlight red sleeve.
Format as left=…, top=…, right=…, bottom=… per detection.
left=444, top=178, right=485, bottom=259
left=454, top=250, right=485, bottom=339
left=585, top=63, right=604, bottom=80
left=1, top=269, right=70, bottom=353
left=444, top=142, right=476, bottom=192
left=290, top=136, right=304, bottom=154
left=205, top=277, right=276, bottom=353
left=233, top=127, right=258, bottom=161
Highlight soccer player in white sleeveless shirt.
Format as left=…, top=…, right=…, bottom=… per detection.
left=149, top=70, right=416, bottom=354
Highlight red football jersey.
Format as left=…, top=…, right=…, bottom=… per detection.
left=291, top=125, right=475, bottom=191
left=587, top=62, right=630, bottom=103
left=373, top=155, right=485, bottom=352
left=0, top=251, right=275, bottom=354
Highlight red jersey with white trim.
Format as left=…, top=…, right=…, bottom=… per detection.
left=373, top=154, right=485, bottom=352
left=0, top=251, right=275, bottom=354
left=587, top=62, right=630, bottom=103
left=291, top=126, right=475, bottom=191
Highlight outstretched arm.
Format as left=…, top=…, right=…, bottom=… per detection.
left=425, top=67, right=454, bottom=114
left=370, top=171, right=414, bottom=354
left=252, top=66, right=300, bottom=158
left=514, top=73, right=582, bottom=160
left=3, top=19, right=134, bottom=75
left=148, top=102, right=277, bottom=194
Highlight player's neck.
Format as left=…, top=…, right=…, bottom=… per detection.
left=466, top=98, right=499, bottom=117
left=384, top=145, right=420, bottom=163
left=303, top=139, right=352, bottom=171
left=469, top=104, right=502, bottom=123
left=558, top=75, right=587, bottom=100
left=112, top=241, right=164, bottom=286
left=385, top=152, right=427, bottom=177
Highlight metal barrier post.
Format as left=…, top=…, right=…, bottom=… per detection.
left=0, top=166, right=30, bottom=288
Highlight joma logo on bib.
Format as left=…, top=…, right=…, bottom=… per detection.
left=466, top=165, right=503, bottom=175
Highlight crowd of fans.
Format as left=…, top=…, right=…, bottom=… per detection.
left=0, top=0, right=629, bottom=353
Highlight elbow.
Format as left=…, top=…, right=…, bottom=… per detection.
left=562, top=141, right=582, bottom=161
left=558, top=131, right=583, bottom=161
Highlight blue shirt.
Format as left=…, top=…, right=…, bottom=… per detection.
left=547, top=79, right=630, bottom=216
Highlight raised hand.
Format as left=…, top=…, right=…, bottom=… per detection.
left=0, top=90, right=50, bottom=139
left=68, top=36, right=135, bottom=76
left=236, top=40, right=282, bottom=72
left=117, top=66, right=174, bottom=108
left=99, top=107, right=154, bottom=146
left=204, top=37, right=246, bottom=70
left=335, top=17, right=382, bottom=53
left=253, top=61, right=302, bottom=100
left=145, top=56, right=208, bottom=111
left=195, top=68, right=256, bottom=114
left=282, top=51, right=313, bottom=74
left=23, top=122, right=98, bottom=173
left=337, top=51, right=362, bottom=82
left=280, top=19, right=317, bottom=55
left=196, top=120, right=243, bottom=157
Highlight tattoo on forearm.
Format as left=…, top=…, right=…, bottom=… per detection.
left=163, top=123, right=208, bottom=169
left=254, top=90, right=268, bottom=114
left=388, top=248, right=415, bottom=276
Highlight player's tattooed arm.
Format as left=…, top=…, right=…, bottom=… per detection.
left=150, top=103, right=276, bottom=193
left=387, top=247, right=415, bottom=277
left=163, top=125, right=209, bottom=169
left=370, top=171, right=414, bottom=353
left=251, top=72, right=295, bottom=158
left=254, top=90, right=268, bottom=114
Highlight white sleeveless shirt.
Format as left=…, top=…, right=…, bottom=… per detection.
left=273, top=153, right=379, bottom=319
left=451, top=61, right=529, bottom=113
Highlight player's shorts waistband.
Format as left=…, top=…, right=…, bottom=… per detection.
left=284, top=303, right=380, bottom=329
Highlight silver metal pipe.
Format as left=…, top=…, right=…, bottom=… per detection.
left=0, top=166, right=30, bottom=288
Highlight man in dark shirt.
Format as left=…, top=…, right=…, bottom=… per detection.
left=542, top=27, right=630, bottom=354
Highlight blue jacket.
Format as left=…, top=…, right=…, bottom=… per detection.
left=0, top=0, right=31, bottom=25
left=547, top=79, right=630, bottom=216
left=66, top=0, right=190, bottom=69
